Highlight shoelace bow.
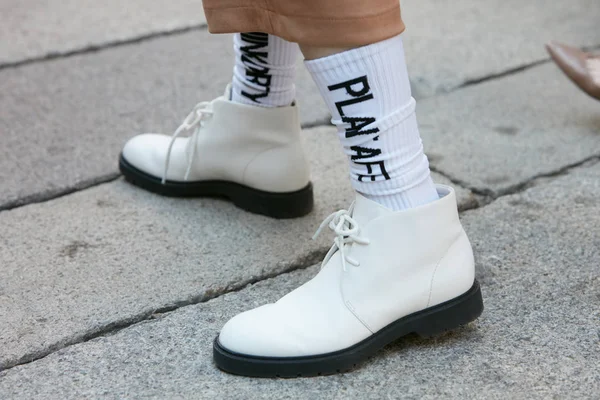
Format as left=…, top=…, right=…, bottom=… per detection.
left=162, top=101, right=214, bottom=184
left=312, top=203, right=370, bottom=272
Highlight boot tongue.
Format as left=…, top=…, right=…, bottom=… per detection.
left=351, top=193, right=395, bottom=228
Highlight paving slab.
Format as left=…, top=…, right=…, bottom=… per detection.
left=2, top=2, right=600, bottom=210
left=0, top=0, right=206, bottom=65
left=420, top=62, right=600, bottom=195
left=402, top=0, right=600, bottom=97
left=1, top=162, right=599, bottom=399
left=4, top=42, right=600, bottom=210
left=3, top=0, right=599, bottom=92
left=0, top=123, right=474, bottom=370
left=0, top=31, right=328, bottom=209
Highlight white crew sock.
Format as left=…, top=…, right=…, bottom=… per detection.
left=305, top=34, right=439, bottom=211
left=231, top=33, right=298, bottom=108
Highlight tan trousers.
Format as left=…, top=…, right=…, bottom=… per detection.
left=202, top=0, right=404, bottom=47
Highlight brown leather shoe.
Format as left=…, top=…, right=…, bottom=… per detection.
left=546, top=41, right=600, bottom=101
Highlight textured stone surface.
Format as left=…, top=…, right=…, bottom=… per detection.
left=0, top=0, right=206, bottom=65
left=420, top=62, right=600, bottom=195
left=3, top=0, right=600, bottom=94
left=402, top=0, right=600, bottom=96
left=4, top=49, right=600, bottom=209
left=1, top=162, right=599, bottom=399
left=1, top=2, right=599, bottom=397
left=0, top=124, right=475, bottom=369
left=0, top=31, right=328, bottom=209
left=2, top=0, right=600, bottom=209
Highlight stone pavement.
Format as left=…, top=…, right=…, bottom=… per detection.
left=0, top=1, right=599, bottom=399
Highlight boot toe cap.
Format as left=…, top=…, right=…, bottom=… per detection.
left=122, top=133, right=170, bottom=177
left=217, top=304, right=309, bottom=358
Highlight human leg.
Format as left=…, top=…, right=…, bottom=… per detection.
left=202, top=0, right=483, bottom=377
left=303, top=36, right=439, bottom=211
left=231, top=33, right=298, bottom=107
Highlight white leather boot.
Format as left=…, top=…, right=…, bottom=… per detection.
left=213, top=185, right=483, bottom=377
left=119, top=87, right=313, bottom=218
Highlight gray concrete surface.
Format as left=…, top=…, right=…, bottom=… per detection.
left=1, top=162, right=599, bottom=399
left=420, top=62, right=600, bottom=195
left=2, top=0, right=599, bottom=210
left=3, top=0, right=600, bottom=95
left=1, top=1, right=600, bottom=398
left=0, top=122, right=476, bottom=370
left=0, top=0, right=206, bottom=65
left=3, top=51, right=599, bottom=209
left=402, top=0, right=600, bottom=96
left=0, top=31, right=328, bottom=210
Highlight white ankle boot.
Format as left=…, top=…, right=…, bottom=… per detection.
left=213, top=185, right=483, bottom=377
left=119, top=87, right=313, bottom=218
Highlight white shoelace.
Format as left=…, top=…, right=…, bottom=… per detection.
left=162, top=101, right=214, bottom=184
left=312, top=203, right=371, bottom=272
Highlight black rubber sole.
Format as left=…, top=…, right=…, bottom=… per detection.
left=213, top=280, right=483, bottom=378
left=119, top=154, right=314, bottom=219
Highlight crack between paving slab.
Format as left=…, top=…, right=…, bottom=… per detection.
left=0, top=24, right=208, bottom=71
left=2, top=116, right=333, bottom=212
left=0, top=248, right=327, bottom=373
left=0, top=173, right=121, bottom=212
left=484, top=155, right=600, bottom=199
left=454, top=59, right=548, bottom=89
left=1, top=41, right=598, bottom=372
left=6, top=42, right=600, bottom=210
left=4, top=155, right=598, bottom=373
left=433, top=154, right=600, bottom=211
left=452, top=44, right=600, bottom=91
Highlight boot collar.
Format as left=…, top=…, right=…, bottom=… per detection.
left=351, top=185, right=454, bottom=228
